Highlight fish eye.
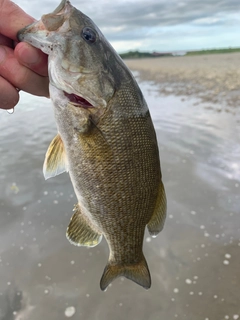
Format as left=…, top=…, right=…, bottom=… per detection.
left=82, top=27, right=97, bottom=44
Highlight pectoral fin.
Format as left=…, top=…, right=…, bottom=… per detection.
left=43, top=134, right=68, bottom=180
left=147, top=181, right=167, bottom=237
left=66, top=204, right=102, bottom=247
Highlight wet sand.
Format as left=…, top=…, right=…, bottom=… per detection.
left=125, top=53, right=240, bottom=110
left=0, top=59, right=240, bottom=320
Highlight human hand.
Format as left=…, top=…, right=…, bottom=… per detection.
left=0, top=0, right=49, bottom=110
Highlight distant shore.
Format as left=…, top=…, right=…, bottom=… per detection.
left=125, top=52, right=240, bottom=110
left=119, top=48, right=240, bottom=59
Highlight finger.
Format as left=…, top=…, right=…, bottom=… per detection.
left=0, top=34, right=13, bottom=47
left=0, top=1, right=34, bottom=40
left=0, top=45, right=49, bottom=97
left=0, top=76, right=19, bottom=109
left=14, top=42, right=48, bottom=77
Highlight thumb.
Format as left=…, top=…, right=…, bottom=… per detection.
left=15, top=42, right=48, bottom=77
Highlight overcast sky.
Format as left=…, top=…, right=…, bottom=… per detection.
left=15, top=0, right=240, bottom=53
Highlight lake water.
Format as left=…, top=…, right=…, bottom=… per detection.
left=0, top=78, right=239, bottom=320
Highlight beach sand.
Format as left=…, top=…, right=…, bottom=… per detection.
left=125, top=53, right=240, bottom=109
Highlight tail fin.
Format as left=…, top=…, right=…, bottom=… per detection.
left=100, top=255, right=151, bottom=291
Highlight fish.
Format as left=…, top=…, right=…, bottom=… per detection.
left=17, top=0, right=167, bottom=291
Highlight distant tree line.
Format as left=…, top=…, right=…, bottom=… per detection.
left=186, top=47, right=240, bottom=55
left=119, top=50, right=172, bottom=59
left=119, top=48, right=240, bottom=59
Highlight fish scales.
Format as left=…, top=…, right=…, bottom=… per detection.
left=18, top=0, right=167, bottom=291
left=63, top=82, right=160, bottom=257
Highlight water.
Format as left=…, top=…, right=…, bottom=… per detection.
left=0, top=82, right=239, bottom=320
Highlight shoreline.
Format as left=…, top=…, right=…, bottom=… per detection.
left=124, top=52, right=240, bottom=111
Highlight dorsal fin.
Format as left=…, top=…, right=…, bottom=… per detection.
left=43, top=133, right=68, bottom=180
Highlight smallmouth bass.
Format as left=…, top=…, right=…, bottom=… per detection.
left=18, top=0, right=167, bottom=291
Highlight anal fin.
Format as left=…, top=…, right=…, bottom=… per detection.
left=147, top=181, right=167, bottom=237
left=66, top=205, right=102, bottom=247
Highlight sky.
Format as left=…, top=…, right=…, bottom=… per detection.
left=15, top=0, right=240, bottom=53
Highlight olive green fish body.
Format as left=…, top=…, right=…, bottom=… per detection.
left=18, top=0, right=167, bottom=290
left=64, top=83, right=160, bottom=250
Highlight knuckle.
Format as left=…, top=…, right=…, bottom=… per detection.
left=11, top=63, right=29, bottom=87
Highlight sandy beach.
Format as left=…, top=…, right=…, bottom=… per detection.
left=125, top=53, right=240, bottom=110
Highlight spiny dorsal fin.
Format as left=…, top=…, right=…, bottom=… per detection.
left=43, top=133, right=68, bottom=180
left=147, top=181, right=167, bottom=237
left=100, top=255, right=151, bottom=291
left=66, top=204, right=102, bottom=247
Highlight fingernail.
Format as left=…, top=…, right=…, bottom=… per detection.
left=0, top=46, right=6, bottom=63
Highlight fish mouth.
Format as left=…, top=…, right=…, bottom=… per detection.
left=64, top=92, right=94, bottom=109
left=63, top=90, right=106, bottom=123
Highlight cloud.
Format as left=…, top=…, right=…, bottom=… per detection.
left=16, top=0, right=240, bottom=27
left=110, top=40, right=144, bottom=52
left=14, top=0, right=240, bottom=51
left=83, top=0, right=240, bottom=28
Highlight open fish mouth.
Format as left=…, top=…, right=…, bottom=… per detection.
left=64, top=92, right=94, bottom=109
